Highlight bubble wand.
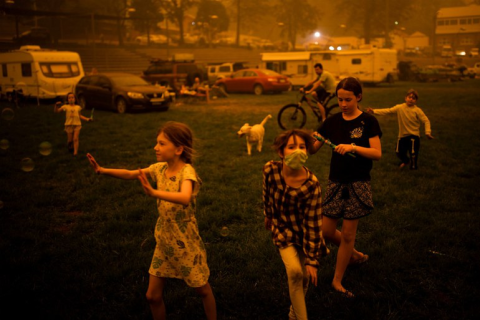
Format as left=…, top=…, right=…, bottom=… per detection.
left=90, top=108, right=94, bottom=120
left=314, top=135, right=356, bottom=158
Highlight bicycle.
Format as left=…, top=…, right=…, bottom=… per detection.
left=277, top=92, right=339, bottom=130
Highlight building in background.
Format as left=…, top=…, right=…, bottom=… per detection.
left=436, top=4, right=480, bottom=56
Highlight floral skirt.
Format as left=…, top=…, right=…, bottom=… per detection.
left=322, top=180, right=373, bottom=220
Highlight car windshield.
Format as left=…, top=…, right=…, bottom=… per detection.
left=260, top=69, right=281, bottom=76
left=110, top=75, right=149, bottom=86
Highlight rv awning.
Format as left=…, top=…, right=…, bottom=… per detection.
left=261, top=52, right=311, bottom=61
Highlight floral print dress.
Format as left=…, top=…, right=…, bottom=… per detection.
left=148, top=162, right=209, bottom=288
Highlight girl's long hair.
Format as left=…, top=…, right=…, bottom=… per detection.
left=158, top=122, right=195, bottom=164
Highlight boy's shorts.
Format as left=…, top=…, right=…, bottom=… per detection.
left=65, top=125, right=82, bottom=134
left=322, top=180, right=373, bottom=220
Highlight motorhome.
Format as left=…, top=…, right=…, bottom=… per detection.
left=261, top=48, right=398, bottom=87
left=0, top=45, right=84, bottom=100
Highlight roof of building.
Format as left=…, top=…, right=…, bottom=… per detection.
left=438, top=5, right=480, bottom=18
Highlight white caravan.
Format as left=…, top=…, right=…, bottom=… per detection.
left=0, top=45, right=84, bottom=99
left=261, top=48, right=398, bottom=87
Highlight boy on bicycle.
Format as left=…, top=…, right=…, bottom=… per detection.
left=300, top=63, right=336, bottom=122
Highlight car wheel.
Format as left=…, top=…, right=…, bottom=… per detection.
left=253, top=84, right=264, bottom=95
left=116, top=97, right=127, bottom=114
left=78, top=95, right=89, bottom=109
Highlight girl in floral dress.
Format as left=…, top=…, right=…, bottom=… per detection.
left=87, top=121, right=216, bottom=320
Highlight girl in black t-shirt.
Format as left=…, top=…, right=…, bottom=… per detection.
left=309, top=77, right=382, bottom=298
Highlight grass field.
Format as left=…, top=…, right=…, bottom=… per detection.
left=1, top=80, right=480, bottom=320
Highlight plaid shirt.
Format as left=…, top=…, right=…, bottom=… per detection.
left=263, top=161, right=328, bottom=266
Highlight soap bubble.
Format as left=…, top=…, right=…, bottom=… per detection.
left=220, top=226, right=230, bottom=237
left=0, top=139, right=9, bottom=150
left=21, top=158, right=35, bottom=172
left=1, top=108, right=15, bottom=121
left=39, top=141, right=52, bottom=156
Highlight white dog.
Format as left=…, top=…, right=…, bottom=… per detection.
left=237, top=114, right=272, bottom=155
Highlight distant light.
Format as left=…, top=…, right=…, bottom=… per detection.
left=337, top=46, right=342, bottom=51
left=340, top=24, right=346, bottom=28
left=459, top=51, right=466, bottom=56
left=395, top=21, right=399, bottom=25
left=329, top=46, right=335, bottom=51
left=6, top=0, right=15, bottom=3
left=314, top=31, right=321, bottom=38
left=192, top=22, right=195, bottom=25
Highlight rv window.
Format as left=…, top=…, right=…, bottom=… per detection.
left=22, top=63, right=32, bottom=77
left=352, top=59, right=362, bottom=65
left=297, top=65, right=308, bottom=74
left=219, top=66, right=230, bottom=72
left=2, top=64, right=6, bottom=77
left=39, top=63, right=81, bottom=78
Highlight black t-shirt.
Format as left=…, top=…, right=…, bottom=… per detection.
left=319, top=112, right=382, bottom=183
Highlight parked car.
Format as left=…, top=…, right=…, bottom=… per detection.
left=470, top=48, right=479, bottom=57
left=466, top=62, right=480, bottom=78
left=207, top=62, right=246, bottom=85
left=214, top=69, right=291, bottom=95
left=415, top=65, right=462, bottom=82
left=142, top=56, right=207, bottom=92
left=13, top=27, right=52, bottom=46
left=135, top=34, right=167, bottom=45
left=75, top=73, right=173, bottom=113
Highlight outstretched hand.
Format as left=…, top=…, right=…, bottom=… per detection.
left=306, top=265, right=318, bottom=286
left=426, top=133, right=434, bottom=140
left=138, top=169, right=155, bottom=197
left=365, top=107, right=374, bottom=114
left=86, top=153, right=101, bottom=174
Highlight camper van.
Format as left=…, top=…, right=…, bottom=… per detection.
left=261, top=48, right=398, bottom=87
left=0, top=45, right=84, bottom=100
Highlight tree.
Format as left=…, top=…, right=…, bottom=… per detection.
left=195, top=0, right=229, bottom=46
left=130, top=0, right=165, bottom=43
left=273, top=0, right=321, bottom=49
left=335, top=0, right=414, bottom=45
left=163, top=0, right=198, bottom=45
left=222, top=0, right=271, bottom=47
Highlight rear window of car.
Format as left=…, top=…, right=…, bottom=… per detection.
left=146, top=64, right=173, bottom=74
left=177, top=65, right=198, bottom=74
left=110, top=75, right=149, bottom=87
left=260, top=69, right=281, bottom=76
left=78, top=77, right=91, bottom=85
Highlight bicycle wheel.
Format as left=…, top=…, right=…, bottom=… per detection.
left=278, top=104, right=307, bottom=130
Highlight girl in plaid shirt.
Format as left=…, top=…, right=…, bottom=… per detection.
left=263, top=129, right=328, bottom=320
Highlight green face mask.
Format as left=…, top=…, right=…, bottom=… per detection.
left=284, top=149, right=308, bottom=170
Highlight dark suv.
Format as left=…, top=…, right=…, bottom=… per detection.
left=141, top=58, right=207, bottom=92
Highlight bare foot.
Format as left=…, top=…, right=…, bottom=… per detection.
left=332, top=282, right=354, bottom=298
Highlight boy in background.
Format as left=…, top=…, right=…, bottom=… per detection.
left=366, top=89, right=434, bottom=169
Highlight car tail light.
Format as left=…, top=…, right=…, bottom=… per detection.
left=267, top=78, right=277, bottom=82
